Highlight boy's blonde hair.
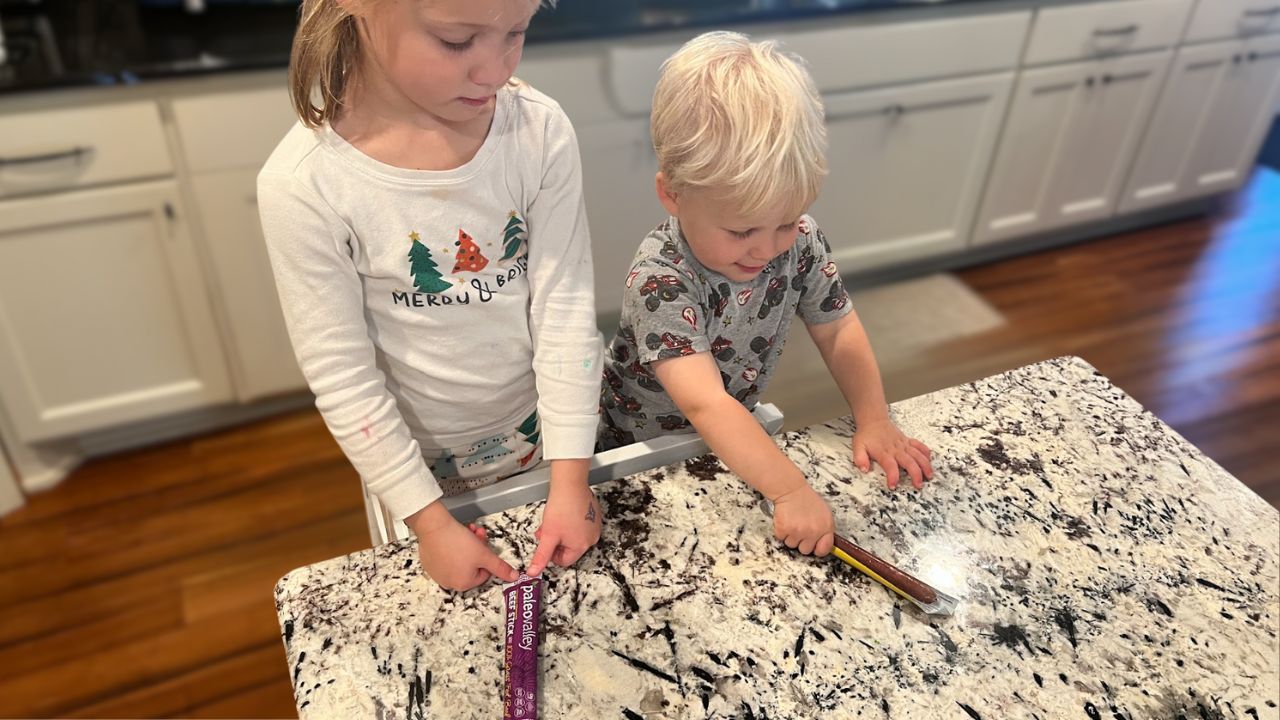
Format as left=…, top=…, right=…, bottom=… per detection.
left=288, top=0, right=553, bottom=129
left=651, top=31, right=828, bottom=221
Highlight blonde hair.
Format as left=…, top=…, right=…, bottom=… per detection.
left=288, top=0, right=556, bottom=129
left=289, top=0, right=362, bottom=128
left=651, top=31, right=828, bottom=220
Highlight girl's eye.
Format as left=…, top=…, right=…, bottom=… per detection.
left=508, top=30, right=527, bottom=41
left=440, top=37, right=474, bottom=53
left=729, top=230, right=753, bottom=239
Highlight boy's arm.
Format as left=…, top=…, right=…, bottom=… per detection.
left=651, top=353, right=806, bottom=501
left=806, top=311, right=933, bottom=488
left=804, top=310, right=890, bottom=427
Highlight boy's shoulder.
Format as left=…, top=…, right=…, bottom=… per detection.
left=630, top=218, right=699, bottom=278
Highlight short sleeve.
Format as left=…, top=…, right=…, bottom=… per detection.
left=794, top=215, right=854, bottom=326
left=621, top=257, right=711, bottom=364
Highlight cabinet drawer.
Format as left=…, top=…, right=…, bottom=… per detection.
left=0, top=101, right=173, bottom=197
left=607, top=11, right=1032, bottom=115
left=1023, top=0, right=1193, bottom=65
left=1184, top=0, right=1280, bottom=43
left=172, top=87, right=297, bottom=173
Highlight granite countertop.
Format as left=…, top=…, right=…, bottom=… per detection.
left=273, top=357, right=1280, bottom=719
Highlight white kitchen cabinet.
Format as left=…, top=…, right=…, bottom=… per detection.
left=189, top=168, right=305, bottom=401
left=0, top=181, right=231, bottom=442
left=574, top=118, right=661, bottom=316
left=809, top=72, right=1014, bottom=270
left=973, top=51, right=1171, bottom=245
left=172, top=87, right=306, bottom=401
left=1121, top=34, right=1280, bottom=212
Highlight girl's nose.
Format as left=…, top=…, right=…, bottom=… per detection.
left=471, top=49, right=511, bottom=88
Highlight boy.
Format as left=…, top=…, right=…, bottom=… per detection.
left=598, top=31, right=934, bottom=558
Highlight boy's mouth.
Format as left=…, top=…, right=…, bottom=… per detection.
left=735, top=262, right=766, bottom=273
left=459, top=95, right=493, bottom=107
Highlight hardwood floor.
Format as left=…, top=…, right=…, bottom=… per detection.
left=1, top=169, right=1277, bottom=718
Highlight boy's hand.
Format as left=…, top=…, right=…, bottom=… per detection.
left=772, top=484, right=836, bottom=556
left=527, top=464, right=601, bottom=576
left=852, top=418, right=934, bottom=490
left=409, top=502, right=518, bottom=591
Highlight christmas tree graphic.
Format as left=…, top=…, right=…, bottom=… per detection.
left=452, top=229, right=490, bottom=273
left=500, top=211, right=528, bottom=262
left=407, top=231, right=452, bottom=294
left=516, top=411, right=540, bottom=467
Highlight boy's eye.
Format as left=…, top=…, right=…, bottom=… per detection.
left=779, top=222, right=797, bottom=231
left=729, top=229, right=754, bottom=239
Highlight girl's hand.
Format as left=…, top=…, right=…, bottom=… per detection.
left=852, top=418, right=934, bottom=490
left=409, top=503, right=518, bottom=591
left=527, top=476, right=601, bottom=576
left=772, top=484, right=835, bottom=556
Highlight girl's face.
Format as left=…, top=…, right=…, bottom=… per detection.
left=349, top=0, right=539, bottom=125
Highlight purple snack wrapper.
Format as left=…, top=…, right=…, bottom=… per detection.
left=503, top=574, right=541, bottom=719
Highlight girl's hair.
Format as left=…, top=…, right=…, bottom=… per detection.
left=288, top=0, right=556, bottom=129
left=651, top=31, right=828, bottom=221
left=289, top=0, right=362, bottom=128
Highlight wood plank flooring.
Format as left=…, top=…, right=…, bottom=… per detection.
left=1, top=169, right=1277, bottom=718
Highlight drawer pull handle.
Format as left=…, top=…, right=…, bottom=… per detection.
left=1242, top=6, right=1280, bottom=17
left=883, top=104, right=906, bottom=117
left=0, top=145, right=93, bottom=167
left=1093, top=24, right=1139, bottom=36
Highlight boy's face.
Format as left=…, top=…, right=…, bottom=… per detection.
left=350, top=0, right=538, bottom=126
left=656, top=174, right=803, bottom=283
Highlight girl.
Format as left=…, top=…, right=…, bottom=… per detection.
left=258, top=0, right=602, bottom=591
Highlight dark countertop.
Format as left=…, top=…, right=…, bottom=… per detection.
left=0, top=0, right=1003, bottom=96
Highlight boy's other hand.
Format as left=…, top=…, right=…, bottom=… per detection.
left=410, top=503, right=518, bottom=591
left=852, top=418, right=934, bottom=490
left=527, top=474, right=601, bottom=576
left=772, top=484, right=835, bottom=556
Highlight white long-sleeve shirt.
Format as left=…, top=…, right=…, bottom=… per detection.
left=257, top=82, right=601, bottom=521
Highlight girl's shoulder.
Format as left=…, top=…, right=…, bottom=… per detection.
left=505, top=79, right=574, bottom=134
left=260, top=121, right=325, bottom=179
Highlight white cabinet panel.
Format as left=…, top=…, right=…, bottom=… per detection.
left=810, top=72, right=1015, bottom=270
left=191, top=169, right=306, bottom=401
left=574, top=118, right=660, bottom=316
left=1184, top=0, right=1280, bottom=43
left=172, top=88, right=296, bottom=173
left=0, top=182, right=231, bottom=441
left=0, top=101, right=172, bottom=198
left=1023, top=0, right=1193, bottom=65
left=605, top=11, right=1031, bottom=115
left=1122, top=35, right=1280, bottom=211
left=974, top=51, right=1170, bottom=244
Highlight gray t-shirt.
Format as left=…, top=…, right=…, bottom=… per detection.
left=598, top=214, right=853, bottom=449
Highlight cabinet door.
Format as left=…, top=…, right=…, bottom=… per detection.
left=574, top=119, right=661, bottom=317
left=0, top=182, right=231, bottom=441
left=809, top=72, right=1014, bottom=270
left=1121, top=35, right=1280, bottom=211
left=191, top=169, right=306, bottom=401
left=974, top=52, right=1170, bottom=244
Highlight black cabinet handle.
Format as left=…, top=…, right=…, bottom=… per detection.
left=1242, top=6, right=1280, bottom=17
left=1093, top=24, right=1139, bottom=36
left=0, top=145, right=93, bottom=167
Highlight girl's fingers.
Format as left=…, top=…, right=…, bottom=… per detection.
left=900, top=453, right=924, bottom=489
left=815, top=533, right=835, bottom=557
left=798, top=538, right=816, bottom=555
left=852, top=443, right=871, bottom=473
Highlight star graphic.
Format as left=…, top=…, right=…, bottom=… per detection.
left=408, top=231, right=421, bottom=242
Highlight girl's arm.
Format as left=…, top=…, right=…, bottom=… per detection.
left=257, top=171, right=443, bottom=521
left=523, top=106, right=603, bottom=464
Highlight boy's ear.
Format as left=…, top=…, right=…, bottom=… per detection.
left=655, top=172, right=681, bottom=216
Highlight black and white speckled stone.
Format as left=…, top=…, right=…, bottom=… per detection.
left=274, top=357, right=1280, bottom=719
